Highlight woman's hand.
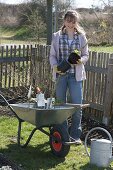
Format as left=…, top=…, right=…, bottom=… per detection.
left=53, top=65, right=65, bottom=75
left=76, top=59, right=83, bottom=64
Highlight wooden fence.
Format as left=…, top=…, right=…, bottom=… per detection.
left=0, top=44, right=113, bottom=125
left=83, top=51, right=113, bottom=124
left=0, top=45, right=32, bottom=88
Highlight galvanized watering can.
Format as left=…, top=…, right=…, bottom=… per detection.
left=85, top=127, right=113, bottom=168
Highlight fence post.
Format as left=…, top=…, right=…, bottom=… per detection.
left=30, top=47, right=37, bottom=87
left=102, top=55, right=113, bottom=125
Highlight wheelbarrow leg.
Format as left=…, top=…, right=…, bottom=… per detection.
left=17, top=119, right=22, bottom=146
left=17, top=119, right=37, bottom=148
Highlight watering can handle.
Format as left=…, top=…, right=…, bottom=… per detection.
left=84, top=127, right=113, bottom=157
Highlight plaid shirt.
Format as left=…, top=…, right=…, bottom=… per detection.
left=59, top=30, right=80, bottom=73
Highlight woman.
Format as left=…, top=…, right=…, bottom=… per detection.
left=49, top=10, right=89, bottom=144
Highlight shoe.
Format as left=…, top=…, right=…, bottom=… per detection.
left=75, top=139, right=82, bottom=145
left=69, top=137, right=82, bottom=145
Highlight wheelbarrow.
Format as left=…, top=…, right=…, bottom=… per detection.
left=0, top=94, right=89, bottom=158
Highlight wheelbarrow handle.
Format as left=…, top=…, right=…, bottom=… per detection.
left=0, top=93, right=21, bottom=120
left=0, top=93, right=14, bottom=112
left=0, top=93, right=10, bottom=106
left=65, top=103, right=90, bottom=109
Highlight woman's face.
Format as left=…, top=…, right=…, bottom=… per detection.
left=64, top=17, right=76, bottom=31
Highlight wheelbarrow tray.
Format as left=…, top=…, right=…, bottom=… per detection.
left=0, top=93, right=90, bottom=156
left=10, top=103, right=77, bottom=128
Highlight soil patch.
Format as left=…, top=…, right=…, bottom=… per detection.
left=0, top=153, right=22, bottom=170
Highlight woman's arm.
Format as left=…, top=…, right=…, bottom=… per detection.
left=80, top=34, right=89, bottom=65
left=49, top=34, right=58, bottom=68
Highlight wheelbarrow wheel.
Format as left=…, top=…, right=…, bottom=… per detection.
left=49, top=125, right=70, bottom=158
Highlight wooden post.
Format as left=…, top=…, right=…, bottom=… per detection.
left=102, top=55, right=113, bottom=125
left=47, top=0, right=53, bottom=45
left=30, top=47, right=37, bottom=87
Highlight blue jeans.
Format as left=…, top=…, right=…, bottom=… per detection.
left=56, top=73, right=82, bottom=139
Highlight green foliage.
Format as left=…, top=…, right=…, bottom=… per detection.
left=26, top=8, right=46, bottom=42
left=0, top=26, right=31, bottom=40
left=18, top=1, right=47, bottom=42
left=13, top=27, right=31, bottom=40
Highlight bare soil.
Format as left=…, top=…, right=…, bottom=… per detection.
left=0, top=153, right=22, bottom=170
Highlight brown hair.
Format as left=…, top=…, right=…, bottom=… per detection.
left=61, top=10, right=85, bottom=35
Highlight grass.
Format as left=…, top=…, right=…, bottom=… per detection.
left=0, top=115, right=113, bottom=170
left=0, top=27, right=31, bottom=45
left=0, top=26, right=46, bottom=45
left=89, top=46, right=113, bottom=53
left=1, top=26, right=113, bottom=50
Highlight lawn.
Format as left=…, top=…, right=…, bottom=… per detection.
left=0, top=26, right=46, bottom=45
left=0, top=115, right=113, bottom=170
left=89, top=46, right=113, bottom=53
left=1, top=27, right=113, bottom=52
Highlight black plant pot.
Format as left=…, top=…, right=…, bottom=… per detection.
left=57, top=59, right=71, bottom=73
left=68, top=52, right=81, bottom=64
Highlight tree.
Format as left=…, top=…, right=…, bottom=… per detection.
left=26, top=7, right=46, bottom=42
left=18, top=1, right=46, bottom=42
left=47, top=0, right=53, bottom=45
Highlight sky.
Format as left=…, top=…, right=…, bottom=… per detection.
left=72, top=0, right=108, bottom=8
left=0, top=0, right=108, bottom=8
